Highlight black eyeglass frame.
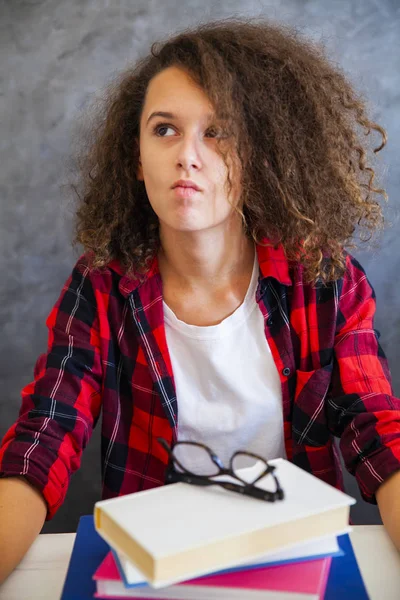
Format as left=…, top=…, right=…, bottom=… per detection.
left=157, top=437, right=284, bottom=503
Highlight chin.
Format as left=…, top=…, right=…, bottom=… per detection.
left=163, top=215, right=209, bottom=232
left=172, top=224, right=208, bottom=233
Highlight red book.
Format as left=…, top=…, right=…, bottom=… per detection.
left=93, top=550, right=332, bottom=599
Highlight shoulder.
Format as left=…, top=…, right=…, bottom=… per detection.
left=294, top=249, right=373, bottom=293
left=71, top=251, right=123, bottom=283
left=69, top=251, right=147, bottom=303
left=289, top=250, right=376, bottom=322
left=338, top=251, right=376, bottom=300
left=63, top=252, right=118, bottom=309
left=331, top=251, right=378, bottom=335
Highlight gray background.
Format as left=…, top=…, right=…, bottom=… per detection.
left=1, top=0, right=399, bottom=533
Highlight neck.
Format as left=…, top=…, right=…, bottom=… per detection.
left=157, top=218, right=255, bottom=292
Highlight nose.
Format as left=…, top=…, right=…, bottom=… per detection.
left=176, top=133, right=203, bottom=171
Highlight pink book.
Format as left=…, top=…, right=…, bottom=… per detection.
left=93, top=551, right=332, bottom=599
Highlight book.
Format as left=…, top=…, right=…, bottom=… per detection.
left=60, top=516, right=369, bottom=600
left=324, top=533, right=369, bottom=600
left=60, top=516, right=110, bottom=600
left=94, top=458, right=355, bottom=587
left=93, top=550, right=332, bottom=599
left=111, top=534, right=344, bottom=588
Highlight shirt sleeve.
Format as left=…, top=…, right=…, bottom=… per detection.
left=0, top=255, right=103, bottom=520
left=325, top=252, right=400, bottom=504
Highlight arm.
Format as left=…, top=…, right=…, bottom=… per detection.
left=376, top=470, right=400, bottom=551
left=325, top=253, right=400, bottom=539
left=0, top=255, right=103, bottom=577
left=0, top=476, right=47, bottom=585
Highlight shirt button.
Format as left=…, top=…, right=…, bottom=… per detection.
left=282, top=367, right=291, bottom=377
left=267, top=317, right=274, bottom=326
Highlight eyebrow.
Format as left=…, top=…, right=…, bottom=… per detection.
left=146, top=111, right=215, bottom=126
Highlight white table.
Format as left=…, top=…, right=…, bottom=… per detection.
left=0, top=526, right=399, bottom=599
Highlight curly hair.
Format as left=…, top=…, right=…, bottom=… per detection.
left=69, top=16, right=388, bottom=285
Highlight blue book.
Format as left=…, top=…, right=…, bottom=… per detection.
left=60, top=516, right=109, bottom=600
left=325, top=533, right=370, bottom=600
left=60, top=515, right=369, bottom=599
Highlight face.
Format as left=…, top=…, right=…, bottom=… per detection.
left=136, top=66, right=242, bottom=235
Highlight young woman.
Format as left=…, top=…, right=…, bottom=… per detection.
left=0, top=17, right=399, bottom=583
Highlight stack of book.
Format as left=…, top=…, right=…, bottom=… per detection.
left=60, top=458, right=370, bottom=599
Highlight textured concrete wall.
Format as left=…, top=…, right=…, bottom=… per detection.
left=1, top=1, right=399, bottom=532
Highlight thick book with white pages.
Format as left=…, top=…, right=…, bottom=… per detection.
left=113, top=534, right=345, bottom=587
left=94, top=458, right=355, bottom=588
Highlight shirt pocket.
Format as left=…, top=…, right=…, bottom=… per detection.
left=292, top=363, right=333, bottom=447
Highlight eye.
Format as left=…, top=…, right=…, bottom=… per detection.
left=206, top=126, right=230, bottom=139
left=153, top=123, right=175, bottom=137
left=205, top=127, right=219, bottom=138
left=152, top=123, right=228, bottom=139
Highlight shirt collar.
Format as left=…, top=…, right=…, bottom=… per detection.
left=106, top=237, right=292, bottom=299
left=255, top=238, right=292, bottom=287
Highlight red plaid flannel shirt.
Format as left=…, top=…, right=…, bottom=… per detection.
left=1, top=239, right=400, bottom=519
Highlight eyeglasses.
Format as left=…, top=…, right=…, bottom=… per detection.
left=157, top=438, right=284, bottom=503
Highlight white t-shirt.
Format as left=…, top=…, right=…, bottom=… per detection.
left=163, top=247, right=287, bottom=474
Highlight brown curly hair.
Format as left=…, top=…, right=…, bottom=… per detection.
left=69, top=16, right=389, bottom=285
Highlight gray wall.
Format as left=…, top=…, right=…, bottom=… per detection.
left=1, top=1, right=399, bottom=533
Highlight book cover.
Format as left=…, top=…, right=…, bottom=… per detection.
left=60, top=515, right=109, bottom=600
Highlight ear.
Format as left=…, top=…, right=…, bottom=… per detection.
left=135, top=137, right=144, bottom=181
left=136, top=156, right=144, bottom=181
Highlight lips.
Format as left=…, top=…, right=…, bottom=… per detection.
left=173, top=186, right=200, bottom=199
left=172, top=179, right=202, bottom=191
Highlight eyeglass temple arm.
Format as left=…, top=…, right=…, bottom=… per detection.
left=250, top=472, right=284, bottom=498
left=167, top=470, right=282, bottom=501
left=217, top=479, right=282, bottom=501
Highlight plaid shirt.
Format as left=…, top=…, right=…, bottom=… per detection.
left=1, top=239, right=400, bottom=520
